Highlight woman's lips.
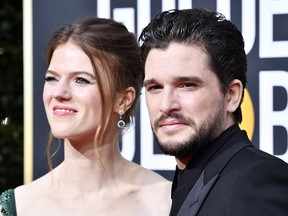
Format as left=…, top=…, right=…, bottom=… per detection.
left=52, top=106, right=78, bottom=116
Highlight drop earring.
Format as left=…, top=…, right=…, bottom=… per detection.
left=117, top=110, right=125, bottom=129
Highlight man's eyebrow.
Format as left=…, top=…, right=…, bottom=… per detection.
left=143, top=76, right=204, bottom=88
left=143, top=78, right=157, bottom=87
left=174, top=76, right=202, bottom=82
left=175, top=76, right=192, bottom=81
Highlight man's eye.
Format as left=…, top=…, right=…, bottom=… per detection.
left=147, top=85, right=161, bottom=91
left=180, top=83, right=196, bottom=88
left=75, top=77, right=91, bottom=84
left=44, top=76, right=57, bottom=82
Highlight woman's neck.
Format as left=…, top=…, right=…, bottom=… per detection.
left=50, top=137, right=126, bottom=193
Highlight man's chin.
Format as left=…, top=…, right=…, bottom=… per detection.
left=157, top=141, right=196, bottom=158
left=159, top=147, right=195, bottom=158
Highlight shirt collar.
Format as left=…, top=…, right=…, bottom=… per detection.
left=172, top=124, right=240, bottom=192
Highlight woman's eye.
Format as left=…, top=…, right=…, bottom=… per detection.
left=44, top=76, right=57, bottom=82
left=75, top=77, right=91, bottom=84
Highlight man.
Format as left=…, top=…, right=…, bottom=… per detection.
left=139, top=8, right=288, bottom=216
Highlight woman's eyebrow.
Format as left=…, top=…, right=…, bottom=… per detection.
left=45, top=70, right=96, bottom=79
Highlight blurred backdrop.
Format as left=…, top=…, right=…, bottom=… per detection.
left=1, top=0, right=288, bottom=191
left=0, top=0, right=23, bottom=192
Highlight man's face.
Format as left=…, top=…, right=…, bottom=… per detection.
left=144, top=43, right=231, bottom=159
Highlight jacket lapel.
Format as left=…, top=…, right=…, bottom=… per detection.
left=176, top=130, right=253, bottom=216
left=177, top=171, right=219, bottom=216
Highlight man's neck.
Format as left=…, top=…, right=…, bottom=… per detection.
left=175, top=156, right=193, bottom=170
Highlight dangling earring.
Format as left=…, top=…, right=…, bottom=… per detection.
left=117, top=110, right=125, bottom=129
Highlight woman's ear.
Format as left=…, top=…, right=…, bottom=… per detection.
left=226, top=79, right=243, bottom=113
left=114, top=87, right=136, bottom=112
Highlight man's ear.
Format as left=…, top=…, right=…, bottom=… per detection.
left=114, top=87, right=136, bottom=112
left=226, top=79, right=243, bottom=113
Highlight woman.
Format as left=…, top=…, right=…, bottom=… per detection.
left=0, top=17, right=171, bottom=215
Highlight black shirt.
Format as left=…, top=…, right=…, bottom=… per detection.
left=170, top=124, right=240, bottom=216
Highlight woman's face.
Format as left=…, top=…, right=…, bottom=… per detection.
left=43, top=42, right=102, bottom=142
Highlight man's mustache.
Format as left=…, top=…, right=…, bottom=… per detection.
left=154, top=113, right=195, bottom=129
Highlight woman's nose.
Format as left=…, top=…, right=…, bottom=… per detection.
left=52, top=81, right=72, bottom=101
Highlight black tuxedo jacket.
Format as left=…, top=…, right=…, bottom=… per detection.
left=174, top=127, right=288, bottom=216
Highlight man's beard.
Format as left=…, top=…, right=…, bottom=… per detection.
left=152, top=107, right=224, bottom=159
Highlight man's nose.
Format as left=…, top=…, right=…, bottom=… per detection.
left=159, top=88, right=180, bottom=114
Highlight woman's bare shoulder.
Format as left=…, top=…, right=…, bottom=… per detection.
left=15, top=171, right=53, bottom=194
left=14, top=172, right=55, bottom=214
left=135, top=168, right=172, bottom=216
left=124, top=160, right=172, bottom=205
left=125, top=160, right=170, bottom=184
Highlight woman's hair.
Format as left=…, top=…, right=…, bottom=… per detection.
left=45, top=17, right=144, bottom=169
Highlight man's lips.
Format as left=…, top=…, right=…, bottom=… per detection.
left=154, top=113, right=193, bottom=129
left=158, top=120, right=187, bottom=127
left=156, top=119, right=189, bottom=135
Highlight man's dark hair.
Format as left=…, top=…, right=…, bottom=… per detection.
left=139, top=8, right=247, bottom=123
